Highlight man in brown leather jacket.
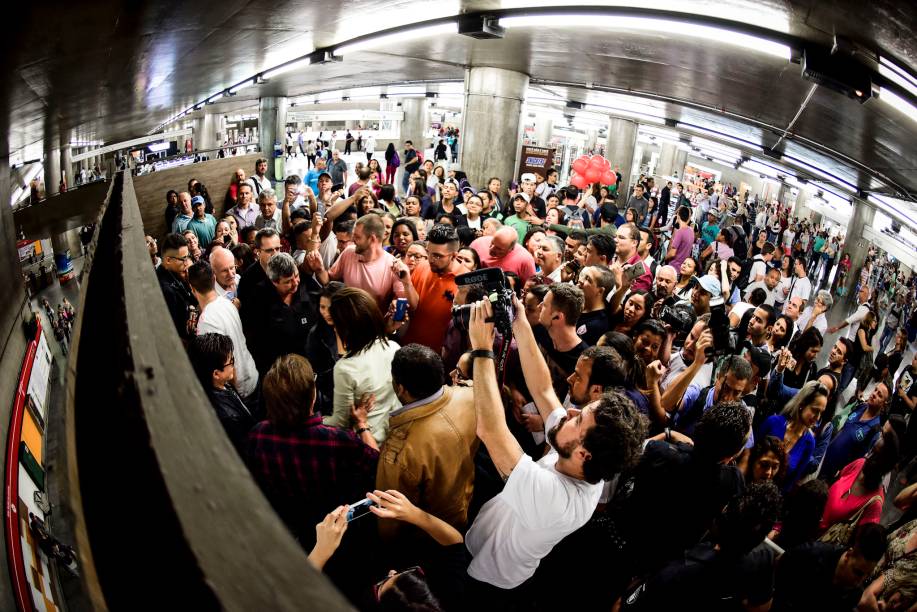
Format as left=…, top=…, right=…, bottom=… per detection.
left=376, top=344, right=478, bottom=542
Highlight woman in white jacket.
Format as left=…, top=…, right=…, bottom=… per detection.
left=324, top=287, right=400, bottom=445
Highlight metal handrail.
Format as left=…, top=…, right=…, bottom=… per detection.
left=59, top=170, right=352, bottom=609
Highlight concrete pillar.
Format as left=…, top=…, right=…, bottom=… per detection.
left=460, top=66, right=529, bottom=195
left=192, top=112, right=219, bottom=154
left=60, top=143, right=73, bottom=191
left=656, top=142, right=677, bottom=178
left=605, top=117, right=637, bottom=201
left=51, top=230, right=77, bottom=283
left=672, top=150, right=688, bottom=180
left=533, top=116, right=553, bottom=147
left=400, top=98, right=428, bottom=153
left=258, top=96, right=288, bottom=184
left=840, top=199, right=875, bottom=297
left=43, top=137, right=61, bottom=198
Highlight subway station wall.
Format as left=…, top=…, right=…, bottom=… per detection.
left=133, top=153, right=261, bottom=239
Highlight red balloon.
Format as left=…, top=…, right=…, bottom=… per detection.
left=601, top=157, right=611, bottom=168
left=589, top=156, right=605, bottom=168
left=571, top=174, right=588, bottom=189
left=601, top=171, right=615, bottom=185
left=585, top=167, right=602, bottom=182
left=572, top=158, right=588, bottom=173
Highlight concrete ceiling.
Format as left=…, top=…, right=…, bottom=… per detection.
left=7, top=1, right=917, bottom=198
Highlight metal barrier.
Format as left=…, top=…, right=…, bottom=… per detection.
left=59, top=171, right=352, bottom=610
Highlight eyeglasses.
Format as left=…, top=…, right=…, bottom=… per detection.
left=373, top=567, right=424, bottom=601
left=166, top=255, right=193, bottom=262
left=405, top=253, right=428, bottom=260
left=222, top=356, right=235, bottom=370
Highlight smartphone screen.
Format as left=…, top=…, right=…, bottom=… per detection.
left=346, top=498, right=376, bottom=522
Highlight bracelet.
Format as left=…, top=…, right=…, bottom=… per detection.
left=470, top=349, right=495, bottom=360
left=355, top=426, right=371, bottom=435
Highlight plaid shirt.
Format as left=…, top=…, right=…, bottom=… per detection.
left=247, top=415, right=379, bottom=545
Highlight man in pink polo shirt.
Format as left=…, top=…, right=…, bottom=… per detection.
left=308, top=214, right=404, bottom=309
left=469, top=227, right=536, bottom=283
left=614, top=222, right=652, bottom=292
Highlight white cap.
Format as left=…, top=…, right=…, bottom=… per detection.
left=520, top=172, right=537, bottom=183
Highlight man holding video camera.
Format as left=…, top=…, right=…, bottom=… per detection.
left=464, top=296, right=646, bottom=602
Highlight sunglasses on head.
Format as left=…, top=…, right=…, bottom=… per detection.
left=373, top=566, right=424, bottom=601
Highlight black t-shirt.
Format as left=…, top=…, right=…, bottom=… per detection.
left=247, top=279, right=316, bottom=375
left=772, top=543, right=861, bottom=611
left=615, top=441, right=745, bottom=574
left=534, top=325, right=588, bottom=400
left=239, top=262, right=268, bottom=332
left=156, top=265, right=195, bottom=340
left=576, top=309, right=610, bottom=346
left=892, top=365, right=917, bottom=417
left=623, top=542, right=774, bottom=612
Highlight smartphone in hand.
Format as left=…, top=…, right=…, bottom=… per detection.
left=346, top=498, right=377, bottom=522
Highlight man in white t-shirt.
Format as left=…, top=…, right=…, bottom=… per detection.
left=784, top=256, right=812, bottom=310
left=828, top=284, right=872, bottom=339
left=188, top=261, right=258, bottom=399
left=748, top=242, right=776, bottom=283
left=464, top=298, right=647, bottom=598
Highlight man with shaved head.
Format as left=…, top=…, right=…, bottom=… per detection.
left=469, top=226, right=536, bottom=282
left=210, top=246, right=240, bottom=304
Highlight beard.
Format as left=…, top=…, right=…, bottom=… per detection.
left=547, top=417, right=577, bottom=459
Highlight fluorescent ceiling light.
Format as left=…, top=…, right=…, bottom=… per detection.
left=315, top=92, right=342, bottom=103
left=879, top=57, right=917, bottom=98
left=263, top=57, right=311, bottom=80
left=148, top=142, right=171, bottom=152
left=206, top=92, right=224, bottom=104
left=335, top=22, right=458, bottom=56
left=741, top=161, right=782, bottom=180
left=878, top=87, right=917, bottom=124
left=789, top=158, right=856, bottom=191
left=499, top=15, right=791, bottom=59
left=868, top=194, right=917, bottom=227
left=229, top=80, right=254, bottom=95
left=677, top=124, right=764, bottom=151
left=690, top=137, right=742, bottom=156
left=387, top=85, right=427, bottom=96
left=639, top=127, right=680, bottom=141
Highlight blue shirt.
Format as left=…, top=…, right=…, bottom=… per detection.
left=187, top=214, right=217, bottom=247
left=757, top=414, right=815, bottom=491
left=305, top=169, right=321, bottom=195
left=820, top=405, right=880, bottom=480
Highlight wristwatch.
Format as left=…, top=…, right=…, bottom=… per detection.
left=355, top=426, right=371, bottom=435
left=470, top=349, right=495, bottom=360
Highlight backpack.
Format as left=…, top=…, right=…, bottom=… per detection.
left=735, top=254, right=762, bottom=292
left=391, top=151, right=401, bottom=167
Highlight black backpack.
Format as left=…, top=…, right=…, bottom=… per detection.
left=735, top=253, right=763, bottom=292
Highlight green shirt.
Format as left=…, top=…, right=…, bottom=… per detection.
left=187, top=214, right=217, bottom=247
left=504, top=215, right=531, bottom=239
left=813, top=236, right=826, bottom=253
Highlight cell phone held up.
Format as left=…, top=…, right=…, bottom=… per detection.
left=393, top=298, right=409, bottom=322
left=623, top=262, right=644, bottom=283
left=346, top=498, right=377, bottom=522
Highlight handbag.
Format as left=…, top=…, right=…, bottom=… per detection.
left=818, top=494, right=883, bottom=547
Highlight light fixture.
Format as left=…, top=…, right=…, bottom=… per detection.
left=877, top=87, right=917, bottom=124
left=206, top=92, right=224, bottom=105
left=334, top=22, right=458, bottom=56
left=676, top=123, right=764, bottom=151
left=263, top=57, right=311, bottom=80
left=499, top=14, right=791, bottom=59
left=690, top=137, right=743, bottom=158
left=386, top=85, right=427, bottom=96
left=879, top=57, right=917, bottom=98
left=228, top=79, right=254, bottom=95
left=787, top=157, right=857, bottom=191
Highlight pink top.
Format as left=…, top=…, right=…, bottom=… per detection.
left=329, top=246, right=405, bottom=309
left=819, top=458, right=884, bottom=530
left=470, top=236, right=537, bottom=283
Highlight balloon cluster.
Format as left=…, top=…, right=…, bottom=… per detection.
left=570, top=155, right=614, bottom=189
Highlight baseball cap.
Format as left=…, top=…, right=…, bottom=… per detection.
left=317, top=171, right=332, bottom=181
left=520, top=172, right=537, bottom=183
left=191, top=195, right=205, bottom=207
left=513, top=192, right=531, bottom=203
left=697, top=275, right=721, bottom=296
left=706, top=208, right=720, bottom=219
left=443, top=177, right=460, bottom=187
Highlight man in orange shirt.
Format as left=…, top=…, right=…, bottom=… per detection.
left=397, top=224, right=463, bottom=353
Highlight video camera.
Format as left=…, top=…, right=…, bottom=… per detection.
left=451, top=267, right=515, bottom=338
left=706, top=296, right=737, bottom=359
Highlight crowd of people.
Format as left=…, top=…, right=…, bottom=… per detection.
left=148, top=151, right=917, bottom=611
